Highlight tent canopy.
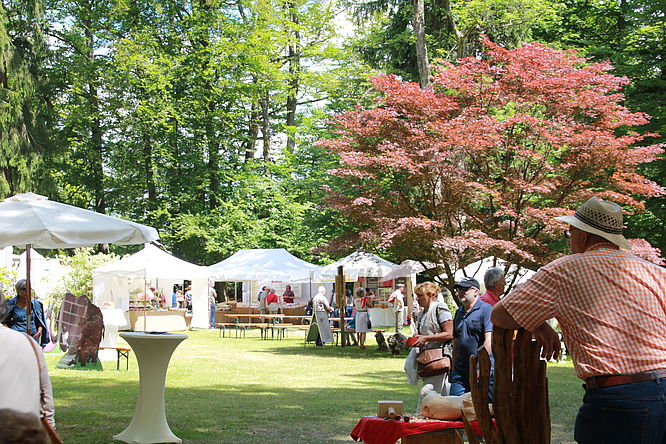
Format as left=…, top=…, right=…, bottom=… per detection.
left=93, top=243, right=208, bottom=280
left=311, top=251, right=399, bottom=282
left=208, top=248, right=319, bottom=282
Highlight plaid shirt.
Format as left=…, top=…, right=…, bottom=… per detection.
left=501, top=242, right=666, bottom=379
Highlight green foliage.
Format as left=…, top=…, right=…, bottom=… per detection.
left=451, top=0, right=559, bottom=47
left=0, top=0, right=53, bottom=198
left=165, top=165, right=341, bottom=265
left=534, top=0, right=666, bottom=252
left=351, top=0, right=561, bottom=80
left=0, top=266, right=17, bottom=295
left=48, top=249, right=120, bottom=304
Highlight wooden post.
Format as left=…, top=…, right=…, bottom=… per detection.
left=336, top=266, right=346, bottom=346
left=406, top=276, right=414, bottom=330
left=25, top=244, right=32, bottom=336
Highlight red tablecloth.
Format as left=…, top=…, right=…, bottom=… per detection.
left=350, top=416, right=483, bottom=444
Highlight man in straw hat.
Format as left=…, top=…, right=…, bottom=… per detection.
left=491, top=196, right=666, bottom=443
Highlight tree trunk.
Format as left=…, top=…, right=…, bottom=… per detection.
left=261, top=93, right=271, bottom=161
left=285, top=0, right=300, bottom=152
left=246, top=103, right=260, bottom=161
left=142, top=132, right=156, bottom=204
left=206, top=116, right=219, bottom=209
left=412, top=0, right=430, bottom=88
left=84, top=16, right=105, bottom=214
left=441, top=0, right=466, bottom=59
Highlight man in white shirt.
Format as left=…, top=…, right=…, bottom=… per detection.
left=312, top=286, right=334, bottom=346
left=390, top=284, right=406, bottom=333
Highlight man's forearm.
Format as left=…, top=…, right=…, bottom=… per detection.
left=491, top=302, right=522, bottom=329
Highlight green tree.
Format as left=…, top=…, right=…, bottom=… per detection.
left=48, top=248, right=119, bottom=304
left=534, top=0, right=666, bottom=251
left=44, top=0, right=116, bottom=212
left=0, top=0, right=53, bottom=197
left=352, top=0, right=559, bottom=81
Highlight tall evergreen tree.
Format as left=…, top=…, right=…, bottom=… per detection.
left=0, top=0, right=53, bottom=197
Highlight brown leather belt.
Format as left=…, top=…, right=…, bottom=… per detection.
left=585, top=369, right=666, bottom=389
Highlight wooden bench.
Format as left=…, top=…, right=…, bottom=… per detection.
left=269, top=323, right=310, bottom=340
left=216, top=322, right=240, bottom=338
left=216, top=322, right=271, bottom=339
left=330, top=328, right=358, bottom=346
left=99, top=346, right=131, bottom=370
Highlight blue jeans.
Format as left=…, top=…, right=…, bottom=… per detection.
left=449, top=372, right=469, bottom=396
left=449, top=371, right=495, bottom=400
left=210, top=304, right=216, bottom=328
left=575, top=377, right=666, bottom=444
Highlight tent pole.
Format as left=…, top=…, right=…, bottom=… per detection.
left=25, top=244, right=32, bottom=336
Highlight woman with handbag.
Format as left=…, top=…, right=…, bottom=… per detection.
left=410, top=282, right=454, bottom=411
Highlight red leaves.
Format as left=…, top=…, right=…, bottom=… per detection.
left=319, top=38, right=665, bottom=269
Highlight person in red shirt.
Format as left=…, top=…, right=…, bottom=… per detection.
left=282, top=285, right=295, bottom=304
left=266, top=288, right=279, bottom=314
left=480, top=267, right=504, bottom=306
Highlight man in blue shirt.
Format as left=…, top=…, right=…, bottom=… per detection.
left=449, top=277, right=493, bottom=396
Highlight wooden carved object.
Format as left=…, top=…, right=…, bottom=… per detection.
left=467, top=327, right=550, bottom=444
left=56, top=293, right=104, bottom=369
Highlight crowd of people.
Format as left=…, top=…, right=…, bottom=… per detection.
left=405, top=196, right=666, bottom=444
left=1, top=196, right=664, bottom=444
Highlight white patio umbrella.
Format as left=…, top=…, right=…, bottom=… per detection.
left=0, top=192, right=159, bottom=335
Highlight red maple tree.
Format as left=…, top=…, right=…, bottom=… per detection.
left=319, top=38, right=665, bottom=289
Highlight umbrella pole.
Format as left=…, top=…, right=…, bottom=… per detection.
left=25, top=244, right=32, bottom=336
left=143, top=280, right=148, bottom=332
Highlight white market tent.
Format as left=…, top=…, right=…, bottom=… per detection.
left=311, top=251, right=400, bottom=282
left=208, top=248, right=321, bottom=306
left=311, top=251, right=400, bottom=327
left=92, top=244, right=210, bottom=328
left=452, top=256, right=536, bottom=289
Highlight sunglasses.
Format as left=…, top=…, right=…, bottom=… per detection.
left=19, top=287, right=27, bottom=291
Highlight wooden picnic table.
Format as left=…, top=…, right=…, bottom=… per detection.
left=219, top=313, right=311, bottom=339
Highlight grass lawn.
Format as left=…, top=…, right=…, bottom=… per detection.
left=45, top=329, right=581, bottom=443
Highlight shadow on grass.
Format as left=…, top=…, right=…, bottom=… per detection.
left=51, top=375, right=417, bottom=444
left=258, top=344, right=409, bottom=360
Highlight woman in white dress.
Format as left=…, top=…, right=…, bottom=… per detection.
left=353, top=287, right=371, bottom=349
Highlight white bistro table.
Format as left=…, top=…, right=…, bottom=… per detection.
left=114, top=332, right=187, bottom=443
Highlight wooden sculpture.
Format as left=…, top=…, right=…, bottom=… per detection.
left=465, top=327, right=551, bottom=444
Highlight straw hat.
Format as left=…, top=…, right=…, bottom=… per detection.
left=555, top=197, right=631, bottom=249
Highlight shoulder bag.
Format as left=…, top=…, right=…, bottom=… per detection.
left=416, top=347, right=451, bottom=377
left=25, top=334, right=63, bottom=444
